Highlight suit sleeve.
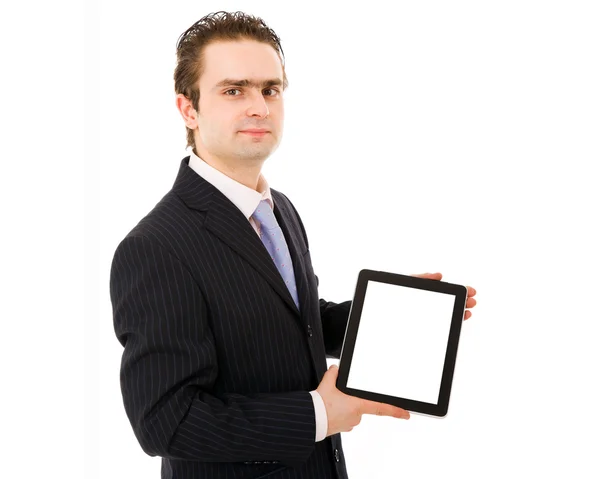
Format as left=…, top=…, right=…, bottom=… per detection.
left=109, top=235, right=316, bottom=466
left=319, top=297, right=352, bottom=360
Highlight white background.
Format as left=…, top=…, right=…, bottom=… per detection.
left=1, top=0, right=598, bottom=477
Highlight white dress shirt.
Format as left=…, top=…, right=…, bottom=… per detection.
left=188, top=149, right=328, bottom=442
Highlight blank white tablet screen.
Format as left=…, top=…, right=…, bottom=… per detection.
left=346, top=280, right=456, bottom=404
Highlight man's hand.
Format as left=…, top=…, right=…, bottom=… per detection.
left=411, top=272, right=477, bottom=320
left=317, top=364, right=410, bottom=437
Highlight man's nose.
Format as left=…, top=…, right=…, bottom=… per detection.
left=246, top=91, right=269, bottom=118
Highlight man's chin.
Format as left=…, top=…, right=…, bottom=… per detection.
left=233, top=146, right=272, bottom=161
left=238, top=140, right=278, bottom=155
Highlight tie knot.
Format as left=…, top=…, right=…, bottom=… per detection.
left=251, top=199, right=278, bottom=231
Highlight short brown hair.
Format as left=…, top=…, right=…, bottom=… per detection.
left=174, top=11, right=289, bottom=151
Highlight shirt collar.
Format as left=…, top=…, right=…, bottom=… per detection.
left=188, top=149, right=273, bottom=218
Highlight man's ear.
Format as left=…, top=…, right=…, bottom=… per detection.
left=176, top=94, right=198, bottom=129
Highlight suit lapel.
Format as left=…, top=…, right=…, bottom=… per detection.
left=272, top=197, right=311, bottom=319
left=172, top=156, right=306, bottom=320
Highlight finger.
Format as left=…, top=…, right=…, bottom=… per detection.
left=361, top=399, right=410, bottom=419
left=466, top=297, right=477, bottom=308
left=411, top=273, right=428, bottom=278
left=464, top=310, right=472, bottom=320
left=467, top=286, right=476, bottom=297
left=412, top=272, right=443, bottom=280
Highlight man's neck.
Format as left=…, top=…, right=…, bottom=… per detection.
left=194, top=149, right=263, bottom=192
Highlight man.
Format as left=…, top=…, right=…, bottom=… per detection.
left=109, top=11, right=477, bottom=479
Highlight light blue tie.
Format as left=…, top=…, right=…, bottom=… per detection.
left=251, top=199, right=300, bottom=310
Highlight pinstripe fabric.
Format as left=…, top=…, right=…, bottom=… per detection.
left=109, top=156, right=353, bottom=478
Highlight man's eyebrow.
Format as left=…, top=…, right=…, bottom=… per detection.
left=213, top=78, right=283, bottom=90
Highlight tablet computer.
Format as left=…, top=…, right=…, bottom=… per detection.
left=336, top=269, right=468, bottom=417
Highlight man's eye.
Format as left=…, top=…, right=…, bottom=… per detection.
left=224, top=88, right=279, bottom=96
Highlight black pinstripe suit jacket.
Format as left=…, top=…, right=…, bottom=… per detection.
left=109, top=156, right=353, bottom=479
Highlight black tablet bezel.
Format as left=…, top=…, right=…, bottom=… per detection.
left=336, top=269, right=468, bottom=417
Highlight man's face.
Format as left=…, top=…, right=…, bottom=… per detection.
left=194, top=39, right=285, bottom=166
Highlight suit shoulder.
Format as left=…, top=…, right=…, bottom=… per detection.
left=112, top=190, right=197, bottom=258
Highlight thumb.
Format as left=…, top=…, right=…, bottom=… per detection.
left=325, top=364, right=339, bottom=380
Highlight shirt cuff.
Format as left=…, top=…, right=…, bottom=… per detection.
left=309, top=390, right=328, bottom=442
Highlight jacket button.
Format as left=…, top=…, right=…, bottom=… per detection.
left=307, top=325, right=313, bottom=337
left=334, top=448, right=340, bottom=462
